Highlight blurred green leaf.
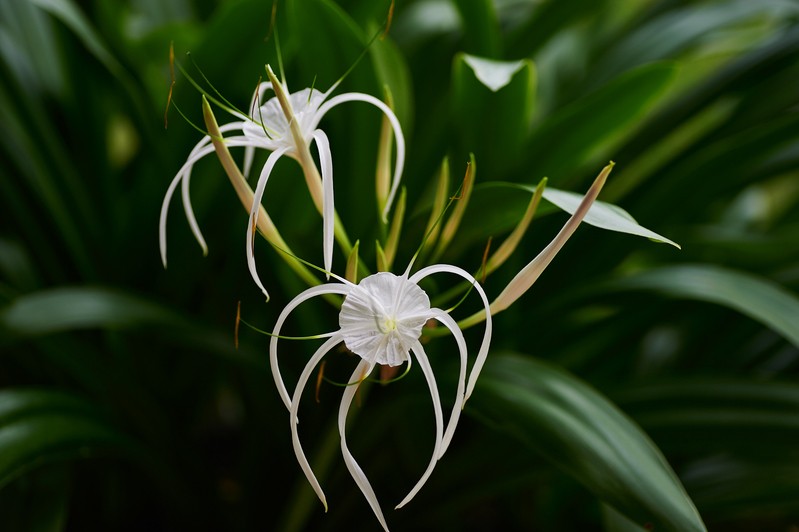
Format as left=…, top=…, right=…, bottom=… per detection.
left=602, top=503, right=647, bottom=532
left=287, top=0, right=367, bottom=87
left=29, top=0, right=136, bottom=94
left=681, top=456, right=799, bottom=519
left=617, top=380, right=799, bottom=456
left=471, top=353, right=706, bottom=532
left=611, top=265, right=799, bottom=349
left=526, top=62, right=678, bottom=181
left=0, top=0, right=65, bottom=95
left=594, top=0, right=799, bottom=84
left=0, top=389, right=132, bottom=489
left=0, top=465, right=70, bottom=532
left=368, top=26, right=413, bottom=131
left=0, top=287, right=184, bottom=337
left=451, top=0, right=501, bottom=57
left=452, top=53, right=536, bottom=174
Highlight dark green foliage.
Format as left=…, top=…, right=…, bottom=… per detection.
left=1, top=0, right=798, bottom=530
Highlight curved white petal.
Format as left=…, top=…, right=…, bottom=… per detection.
left=270, top=283, right=352, bottom=409
left=245, top=147, right=290, bottom=299
left=338, top=360, right=389, bottom=532
left=159, top=123, right=258, bottom=267
left=409, top=264, right=492, bottom=403
left=395, top=340, right=444, bottom=509
left=159, top=143, right=217, bottom=267
left=289, top=334, right=342, bottom=512
left=312, top=130, right=334, bottom=279
left=316, top=93, right=405, bottom=222
left=429, top=308, right=467, bottom=456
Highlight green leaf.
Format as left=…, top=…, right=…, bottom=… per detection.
left=368, top=26, right=414, bottom=131
left=452, top=53, right=536, bottom=174
left=539, top=187, right=681, bottom=248
left=28, top=0, right=133, bottom=91
left=471, top=353, right=706, bottom=531
left=451, top=0, right=501, bottom=57
left=287, top=0, right=367, bottom=88
left=0, top=465, right=71, bottom=532
left=0, top=287, right=184, bottom=337
left=610, top=265, right=799, bottom=349
left=0, top=389, right=132, bottom=489
left=594, top=0, right=799, bottom=83
left=616, top=380, right=799, bottom=455
left=0, top=0, right=65, bottom=96
left=526, top=62, right=678, bottom=180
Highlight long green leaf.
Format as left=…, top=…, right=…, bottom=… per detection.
left=0, top=389, right=132, bottom=489
left=616, top=380, right=799, bottom=455
left=0, top=287, right=184, bottom=337
left=451, top=0, right=501, bottom=57
left=471, top=353, right=706, bottom=531
left=525, top=62, right=678, bottom=180
left=610, top=265, right=799, bottom=349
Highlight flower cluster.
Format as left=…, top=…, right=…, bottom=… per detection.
left=161, top=59, right=636, bottom=532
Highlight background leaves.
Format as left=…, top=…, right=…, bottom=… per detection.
left=1, top=0, right=797, bottom=530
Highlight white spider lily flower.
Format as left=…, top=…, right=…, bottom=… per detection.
left=159, top=66, right=405, bottom=299
left=270, top=264, right=492, bottom=531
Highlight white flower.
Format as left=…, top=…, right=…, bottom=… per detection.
left=159, top=66, right=405, bottom=299
left=270, top=264, right=492, bottom=531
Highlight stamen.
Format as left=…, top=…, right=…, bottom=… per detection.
left=315, top=360, right=326, bottom=403
left=480, top=236, right=492, bottom=285
left=164, top=42, right=175, bottom=129
left=235, top=300, right=241, bottom=349
left=383, top=0, right=395, bottom=39
left=265, top=0, right=278, bottom=43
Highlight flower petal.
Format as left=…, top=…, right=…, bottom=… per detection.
left=316, top=92, right=405, bottom=223
left=270, top=283, right=352, bottom=409
left=312, top=130, right=334, bottom=279
left=338, top=360, right=390, bottom=532
left=429, top=308, right=467, bottom=456
left=288, top=333, right=342, bottom=512
left=159, top=123, right=263, bottom=268
left=395, top=340, right=444, bottom=510
left=409, top=264, right=492, bottom=403
left=246, top=147, right=290, bottom=299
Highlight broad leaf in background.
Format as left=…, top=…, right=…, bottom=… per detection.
left=471, top=354, right=706, bottom=532
left=452, top=53, right=535, bottom=174
left=611, top=265, right=799, bottom=348
left=0, top=389, right=133, bottom=488
left=0, top=287, right=185, bottom=337
left=524, top=62, right=678, bottom=182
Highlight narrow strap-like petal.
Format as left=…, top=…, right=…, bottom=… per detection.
left=246, top=147, right=290, bottom=299
left=395, top=340, right=444, bottom=510
left=159, top=123, right=252, bottom=267
left=312, top=130, right=334, bottom=279
left=429, top=308, right=467, bottom=456
left=270, top=284, right=351, bottom=409
left=316, top=93, right=405, bottom=223
left=289, top=334, right=342, bottom=512
left=409, top=264, right=492, bottom=403
left=338, top=360, right=390, bottom=531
